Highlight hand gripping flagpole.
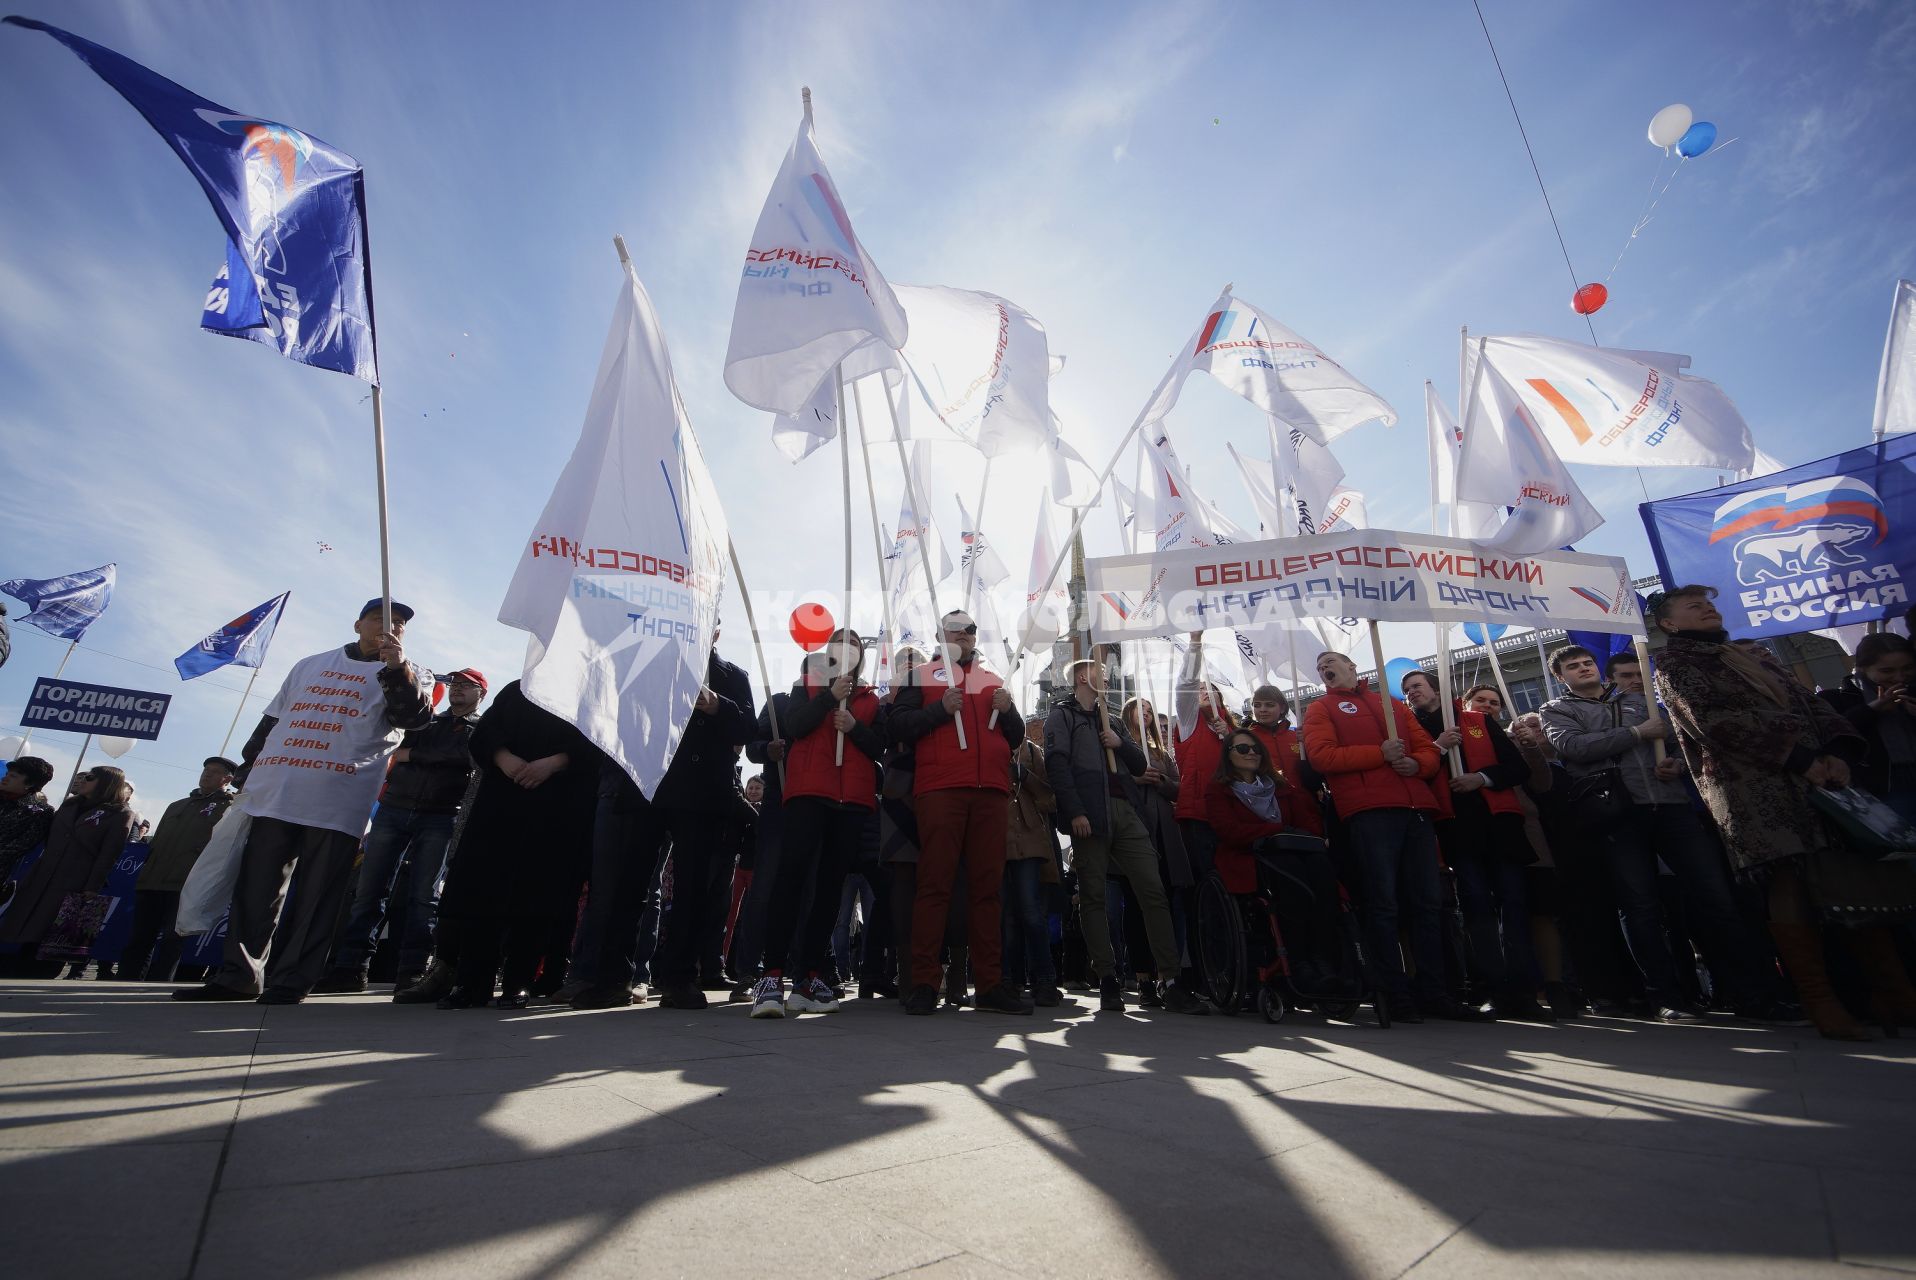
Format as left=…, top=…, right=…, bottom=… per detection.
left=880, top=382, right=966, bottom=749
left=995, top=284, right=1234, bottom=729
left=614, top=234, right=785, bottom=789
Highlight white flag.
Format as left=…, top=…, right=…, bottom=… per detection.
left=724, top=115, right=907, bottom=415
left=1456, top=357, right=1604, bottom=555
left=499, top=274, right=729, bottom=796
left=955, top=494, right=1011, bottom=593
left=1139, top=289, right=1397, bottom=446
left=1875, top=279, right=1916, bottom=439
left=884, top=445, right=954, bottom=586
left=1019, top=503, right=1071, bottom=656
left=896, top=285, right=1051, bottom=457
left=1111, top=472, right=1141, bottom=553
left=1316, top=486, right=1368, bottom=535
left=1142, top=428, right=1239, bottom=552
left=1426, top=381, right=1503, bottom=540
left=770, top=341, right=901, bottom=462
left=1046, top=415, right=1101, bottom=508
left=1226, top=441, right=1285, bottom=536
left=1475, top=333, right=1755, bottom=472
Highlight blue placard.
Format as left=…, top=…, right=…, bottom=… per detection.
left=21, top=677, right=173, bottom=741
left=1640, top=436, right=1916, bottom=639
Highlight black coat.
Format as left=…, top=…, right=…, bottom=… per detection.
left=649, top=652, right=756, bottom=812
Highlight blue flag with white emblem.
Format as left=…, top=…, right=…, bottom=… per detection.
left=174, top=592, right=290, bottom=679
left=5, top=17, right=378, bottom=382
left=0, top=564, right=116, bottom=641
left=1640, top=436, right=1916, bottom=638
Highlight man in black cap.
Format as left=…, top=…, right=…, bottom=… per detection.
left=175, top=597, right=434, bottom=1004
left=115, top=756, right=236, bottom=981
left=315, top=667, right=487, bottom=994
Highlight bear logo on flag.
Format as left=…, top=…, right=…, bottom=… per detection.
left=1708, top=475, right=1887, bottom=588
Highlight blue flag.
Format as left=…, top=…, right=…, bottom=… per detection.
left=5, top=17, right=378, bottom=382
left=174, top=591, right=290, bottom=679
left=1640, top=437, right=1916, bottom=639
left=0, top=563, right=117, bottom=641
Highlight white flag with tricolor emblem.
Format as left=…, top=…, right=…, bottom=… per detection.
left=1455, top=355, right=1604, bottom=555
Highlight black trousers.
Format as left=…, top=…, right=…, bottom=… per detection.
left=758, top=798, right=864, bottom=977
left=119, top=889, right=184, bottom=982
left=644, top=808, right=730, bottom=989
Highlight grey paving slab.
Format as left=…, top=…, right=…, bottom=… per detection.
left=2, top=979, right=1913, bottom=1279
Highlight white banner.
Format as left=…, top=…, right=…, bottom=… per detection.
left=1086, top=527, right=1643, bottom=641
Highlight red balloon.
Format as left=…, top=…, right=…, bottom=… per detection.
left=788, top=602, right=836, bottom=652
left=1572, top=283, right=1608, bottom=315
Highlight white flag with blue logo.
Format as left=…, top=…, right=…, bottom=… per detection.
left=1456, top=357, right=1604, bottom=556
left=725, top=115, right=907, bottom=416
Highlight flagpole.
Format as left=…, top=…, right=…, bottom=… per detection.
left=219, top=668, right=262, bottom=758
left=1368, top=621, right=1398, bottom=742
left=836, top=363, right=853, bottom=766
left=16, top=637, right=79, bottom=754
left=963, top=459, right=993, bottom=610
left=613, top=233, right=784, bottom=787
left=880, top=382, right=967, bottom=749
left=63, top=734, right=93, bottom=798
left=1632, top=636, right=1668, bottom=765
left=1480, top=630, right=1516, bottom=716
left=999, top=282, right=1235, bottom=722
left=371, top=384, right=395, bottom=635
left=849, top=377, right=896, bottom=696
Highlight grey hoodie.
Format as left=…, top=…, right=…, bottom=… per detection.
left=1538, top=689, right=1688, bottom=806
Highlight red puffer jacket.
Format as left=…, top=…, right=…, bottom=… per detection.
left=1172, top=718, right=1230, bottom=821
left=1247, top=721, right=1323, bottom=836
left=1204, top=775, right=1310, bottom=894
left=901, top=657, right=1018, bottom=796
left=1300, top=684, right=1440, bottom=820
left=782, top=678, right=883, bottom=810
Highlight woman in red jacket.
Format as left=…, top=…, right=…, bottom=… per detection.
left=749, top=630, right=888, bottom=1020
left=1205, top=729, right=1351, bottom=996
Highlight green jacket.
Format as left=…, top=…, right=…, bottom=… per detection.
left=135, top=789, right=234, bottom=892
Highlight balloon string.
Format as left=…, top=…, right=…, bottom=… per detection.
left=1606, top=157, right=1687, bottom=283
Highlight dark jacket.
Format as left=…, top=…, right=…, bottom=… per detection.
left=0, top=797, right=133, bottom=946
left=1043, top=695, right=1149, bottom=837
left=0, top=789, right=53, bottom=882
left=380, top=710, right=481, bottom=814
left=134, top=788, right=234, bottom=892
left=650, top=652, right=756, bottom=812
left=1819, top=677, right=1916, bottom=801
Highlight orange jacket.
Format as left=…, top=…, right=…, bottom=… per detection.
left=1301, top=684, right=1440, bottom=820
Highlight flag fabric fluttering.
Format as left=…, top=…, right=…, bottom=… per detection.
left=1137, top=289, right=1397, bottom=446
left=955, top=495, right=1011, bottom=593
left=0, top=564, right=117, bottom=641
left=1874, top=278, right=1916, bottom=441
left=1425, top=382, right=1504, bottom=540
left=498, top=273, right=730, bottom=797
left=1142, top=428, right=1242, bottom=553
left=895, top=285, right=1052, bottom=458
left=723, top=113, right=907, bottom=416
left=1018, top=504, right=1071, bottom=660
left=6, top=18, right=378, bottom=382
left=1474, top=334, right=1755, bottom=472
left=1111, top=473, right=1142, bottom=553
left=174, top=591, right=290, bottom=679
left=1044, top=416, right=1101, bottom=508
left=1456, top=356, right=1605, bottom=555
left=770, top=340, right=900, bottom=461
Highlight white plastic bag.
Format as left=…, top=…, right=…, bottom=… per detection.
left=175, top=792, right=253, bottom=936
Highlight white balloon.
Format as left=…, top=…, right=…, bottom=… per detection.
left=1647, top=103, right=1693, bottom=149
left=0, top=736, right=24, bottom=761
left=98, top=736, right=135, bottom=759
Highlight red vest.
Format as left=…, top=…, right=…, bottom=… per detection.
left=912, top=658, right=1013, bottom=795
left=784, top=681, right=881, bottom=810
left=1247, top=721, right=1323, bottom=835
left=1172, top=717, right=1230, bottom=821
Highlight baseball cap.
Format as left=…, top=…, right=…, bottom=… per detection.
left=203, top=756, right=240, bottom=774
left=359, top=598, right=416, bottom=623
left=443, top=668, right=488, bottom=693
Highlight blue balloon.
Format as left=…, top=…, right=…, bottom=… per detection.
left=1462, top=622, right=1509, bottom=647
left=1676, top=120, right=1716, bottom=158
left=1384, top=657, right=1425, bottom=699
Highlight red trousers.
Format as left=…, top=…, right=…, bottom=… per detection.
left=910, top=787, right=1009, bottom=990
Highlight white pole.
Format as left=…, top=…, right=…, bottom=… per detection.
left=1368, top=622, right=1398, bottom=741
left=372, top=383, right=395, bottom=636
left=1871, top=279, right=1911, bottom=444
left=881, top=382, right=967, bottom=749
left=63, top=734, right=94, bottom=798
left=614, top=233, right=784, bottom=787
left=836, top=364, right=853, bottom=766
left=1534, top=629, right=1555, bottom=702
left=962, top=459, right=993, bottom=610
left=850, top=378, right=895, bottom=690
left=218, top=667, right=262, bottom=758
left=1633, top=636, right=1668, bottom=764
left=16, top=637, right=80, bottom=754
left=1433, top=625, right=1461, bottom=774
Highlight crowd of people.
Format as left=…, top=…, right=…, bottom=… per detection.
left=2, top=586, right=1914, bottom=1043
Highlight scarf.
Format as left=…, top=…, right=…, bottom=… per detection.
left=1231, top=776, right=1282, bottom=822
left=1677, top=629, right=1792, bottom=709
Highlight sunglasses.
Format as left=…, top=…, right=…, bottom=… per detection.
left=946, top=624, right=978, bottom=636
left=1230, top=743, right=1264, bottom=756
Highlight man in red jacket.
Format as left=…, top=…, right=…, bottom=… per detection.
left=885, top=611, right=1030, bottom=1016
left=1301, top=651, right=1486, bottom=1023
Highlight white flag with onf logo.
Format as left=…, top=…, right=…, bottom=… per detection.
left=724, top=115, right=907, bottom=416
left=499, top=273, right=729, bottom=796
left=1139, top=289, right=1397, bottom=446
left=895, top=285, right=1051, bottom=458
left=1456, top=356, right=1604, bottom=556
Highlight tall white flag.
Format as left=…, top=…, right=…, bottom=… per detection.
left=1426, top=381, right=1503, bottom=540
left=1111, top=472, right=1141, bottom=553
left=1142, top=427, right=1240, bottom=552
left=955, top=494, right=1011, bottom=593
left=500, top=274, right=729, bottom=796
left=1226, top=441, right=1285, bottom=536
left=1873, top=278, right=1916, bottom=440
left=1456, top=357, right=1604, bottom=555
left=896, top=285, right=1051, bottom=457
left=884, top=446, right=955, bottom=587
left=770, top=341, right=900, bottom=462
left=1019, top=503, right=1071, bottom=658
left=1139, top=289, right=1397, bottom=446
left=1045, top=415, right=1101, bottom=508
left=724, top=114, right=907, bottom=416
left=1475, top=333, right=1755, bottom=471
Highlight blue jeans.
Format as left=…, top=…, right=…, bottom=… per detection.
left=1602, top=803, right=1766, bottom=1008
left=1002, top=857, right=1056, bottom=988
left=1346, top=809, right=1446, bottom=1002
left=331, top=806, right=455, bottom=980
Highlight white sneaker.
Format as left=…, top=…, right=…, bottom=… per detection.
left=749, top=975, right=786, bottom=1019
left=788, top=975, right=841, bottom=1013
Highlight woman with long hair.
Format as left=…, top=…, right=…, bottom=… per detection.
left=750, top=628, right=888, bottom=1018
left=0, top=766, right=134, bottom=976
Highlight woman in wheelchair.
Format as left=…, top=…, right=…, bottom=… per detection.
left=1205, top=729, right=1357, bottom=999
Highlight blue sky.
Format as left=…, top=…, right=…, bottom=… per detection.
left=2, top=0, right=1912, bottom=812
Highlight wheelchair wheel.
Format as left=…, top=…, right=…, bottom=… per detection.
left=1315, top=1000, right=1361, bottom=1023
left=1195, top=874, right=1248, bottom=1015
left=1257, top=987, right=1286, bottom=1024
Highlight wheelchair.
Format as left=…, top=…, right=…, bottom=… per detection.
left=1195, top=834, right=1390, bottom=1028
